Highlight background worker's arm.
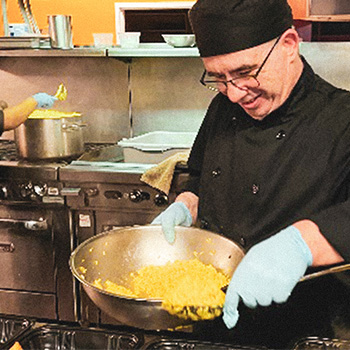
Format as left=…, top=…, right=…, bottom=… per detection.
left=3, top=97, right=37, bottom=130
left=2, top=93, right=57, bottom=131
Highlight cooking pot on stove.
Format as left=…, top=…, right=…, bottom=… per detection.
left=15, top=110, right=85, bottom=160
left=69, top=225, right=245, bottom=330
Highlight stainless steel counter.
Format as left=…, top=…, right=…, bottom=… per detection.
left=0, top=160, right=59, bottom=181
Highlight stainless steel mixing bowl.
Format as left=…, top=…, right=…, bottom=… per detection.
left=69, top=225, right=245, bottom=330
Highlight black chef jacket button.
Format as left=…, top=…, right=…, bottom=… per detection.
left=200, top=220, right=209, bottom=229
left=276, top=130, right=286, bottom=139
left=211, top=168, right=221, bottom=178
left=231, top=116, right=237, bottom=125
left=240, top=236, right=246, bottom=247
left=252, top=184, right=259, bottom=194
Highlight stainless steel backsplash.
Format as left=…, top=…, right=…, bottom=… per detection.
left=0, top=42, right=349, bottom=142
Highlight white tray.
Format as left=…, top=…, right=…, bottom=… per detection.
left=118, top=131, right=196, bottom=163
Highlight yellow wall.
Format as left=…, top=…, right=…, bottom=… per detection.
left=1, top=0, right=189, bottom=46
left=287, top=0, right=308, bottom=19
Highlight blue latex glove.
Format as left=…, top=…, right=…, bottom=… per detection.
left=33, top=93, right=58, bottom=109
left=223, top=226, right=313, bottom=329
left=151, top=202, right=192, bottom=243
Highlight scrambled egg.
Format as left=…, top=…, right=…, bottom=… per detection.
left=93, top=278, right=137, bottom=298
left=54, top=83, right=68, bottom=101
left=28, top=109, right=81, bottom=119
left=91, top=259, right=229, bottom=321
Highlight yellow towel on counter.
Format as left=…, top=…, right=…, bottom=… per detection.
left=141, top=151, right=190, bottom=195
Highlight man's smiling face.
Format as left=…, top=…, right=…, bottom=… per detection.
left=202, top=32, right=301, bottom=121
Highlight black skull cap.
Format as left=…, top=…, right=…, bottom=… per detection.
left=189, top=0, right=293, bottom=57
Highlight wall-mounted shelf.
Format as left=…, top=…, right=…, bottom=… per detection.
left=0, top=43, right=200, bottom=58
left=297, top=15, right=350, bottom=22
left=107, top=43, right=199, bottom=57
left=0, top=46, right=106, bottom=57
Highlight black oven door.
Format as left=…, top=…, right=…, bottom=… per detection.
left=0, top=204, right=56, bottom=318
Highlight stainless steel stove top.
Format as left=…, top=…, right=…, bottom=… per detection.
left=0, top=140, right=137, bottom=178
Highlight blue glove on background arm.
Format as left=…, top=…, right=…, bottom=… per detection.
left=223, top=226, right=313, bottom=329
left=33, top=93, right=58, bottom=109
left=151, top=202, right=192, bottom=243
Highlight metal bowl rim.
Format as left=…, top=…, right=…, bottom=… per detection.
left=69, top=226, right=165, bottom=303
left=69, top=225, right=244, bottom=304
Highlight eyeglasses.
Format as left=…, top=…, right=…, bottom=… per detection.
left=200, top=36, right=281, bottom=92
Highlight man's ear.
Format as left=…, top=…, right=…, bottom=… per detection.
left=280, top=28, right=300, bottom=61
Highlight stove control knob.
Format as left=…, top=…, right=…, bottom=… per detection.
left=33, top=183, right=48, bottom=197
left=19, top=182, right=33, bottom=198
left=154, top=193, right=169, bottom=206
left=0, top=186, right=8, bottom=200
left=129, top=189, right=150, bottom=203
left=84, top=188, right=99, bottom=197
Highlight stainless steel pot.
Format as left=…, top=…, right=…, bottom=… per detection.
left=69, top=225, right=245, bottom=330
left=15, top=117, right=85, bottom=160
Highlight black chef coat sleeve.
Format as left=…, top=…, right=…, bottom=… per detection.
left=306, top=95, right=350, bottom=262
left=310, top=194, right=350, bottom=262
left=0, top=110, right=4, bottom=136
left=181, top=170, right=200, bottom=196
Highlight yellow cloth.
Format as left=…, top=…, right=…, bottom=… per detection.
left=141, top=151, right=190, bottom=194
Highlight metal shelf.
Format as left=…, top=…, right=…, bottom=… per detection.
left=0, top=43, right=199, bottom=58
left=107, top=43, right=199, bottom=57
left=0, top=46, right=106, bottom=57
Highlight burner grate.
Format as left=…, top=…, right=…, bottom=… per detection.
left=0, top=140, right=17, bottom=161
left=83, top=142, right=117, bottom=153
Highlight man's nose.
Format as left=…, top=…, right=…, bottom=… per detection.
left=226, top=84, right=249, bottom=103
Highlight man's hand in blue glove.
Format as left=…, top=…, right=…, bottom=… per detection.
left=223, top=226, right=313, bottom=329
left=33, top=93, right=58, bottom=109
left=151, top=202, right=192, bottom=244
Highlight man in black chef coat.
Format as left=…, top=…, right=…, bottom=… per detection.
left=0, top=92, right=57, bottom=134
left=152, top=0, right=350, bottom=347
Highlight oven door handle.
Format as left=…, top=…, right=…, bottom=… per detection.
left=0, top=217, right=48, bottom=230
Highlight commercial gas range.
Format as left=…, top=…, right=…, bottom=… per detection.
left=0, top=140, right=186, bottom=327
left=0, top=140, right=73, bottom=322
